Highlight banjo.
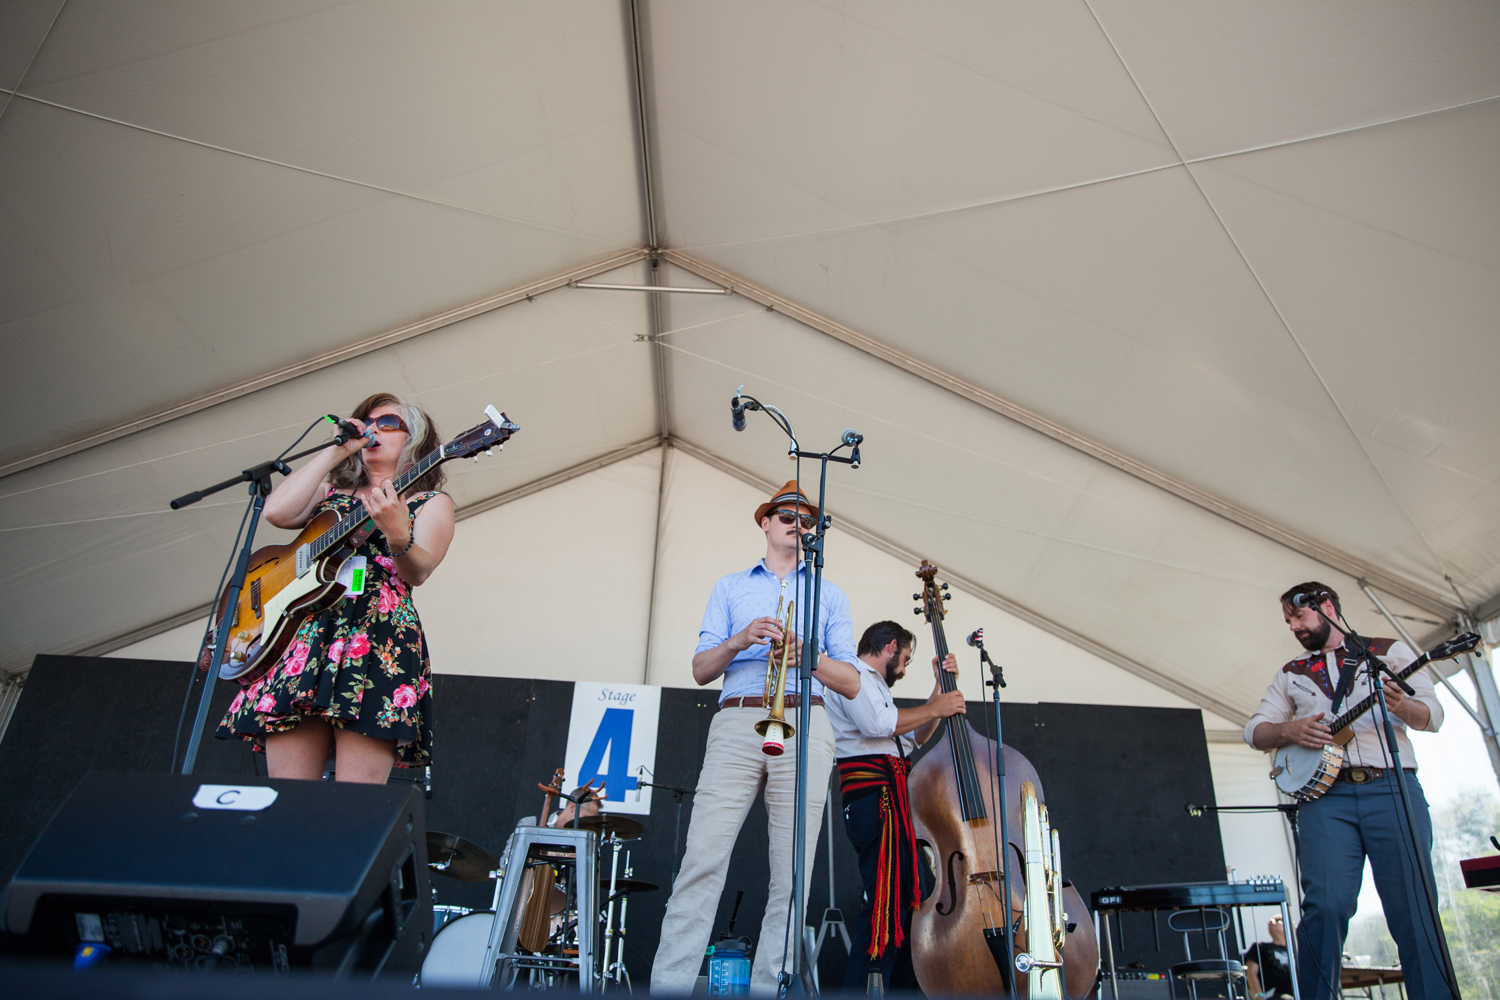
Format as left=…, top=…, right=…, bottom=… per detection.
left=1270, top=632, right=1480, bottom=800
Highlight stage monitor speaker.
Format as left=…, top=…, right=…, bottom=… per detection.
left=3, top=771, right=431, bottom=977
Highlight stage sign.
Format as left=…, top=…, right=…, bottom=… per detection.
left=564, top=682, right=661, bottom=816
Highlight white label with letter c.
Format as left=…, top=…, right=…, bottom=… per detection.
left=192, top=784, right=279, bottom=811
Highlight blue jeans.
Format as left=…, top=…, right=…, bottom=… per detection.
left=1294, top=771, right=1449, bottom=1000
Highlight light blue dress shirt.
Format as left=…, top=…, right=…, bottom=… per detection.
left=696, top=559, right=858, bottom=705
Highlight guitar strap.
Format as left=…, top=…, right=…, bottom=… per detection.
left=1329, top=645, right=1362, bottom=715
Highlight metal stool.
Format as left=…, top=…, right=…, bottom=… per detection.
left=479, top=825, right=598, bottom=991
left=1168, top=908, right=1246, bottom=1000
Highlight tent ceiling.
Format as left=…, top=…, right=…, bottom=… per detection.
left=2, top=2, right=1496, bottom=724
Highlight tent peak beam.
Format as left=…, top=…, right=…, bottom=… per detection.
left=0, top=250, right=648, bottom=481
left=667, top=435, right=1250, bottom=727
left=662, top=251, right=1459, bottom=621
left=571, top=281, right=728, bottom=294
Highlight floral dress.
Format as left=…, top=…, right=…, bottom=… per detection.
left=216, top=490, right=440, bottom=766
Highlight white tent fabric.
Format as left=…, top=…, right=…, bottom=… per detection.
left=5, top=2, right=1499, bottom=783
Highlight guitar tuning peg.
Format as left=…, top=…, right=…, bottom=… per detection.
left=940, top=583, right=949, bottom=591
left=912, top=593, right=921, bottom=601
left=913, top=608, right=922, bottom=616
left=943, top=592, right=952, bottom=601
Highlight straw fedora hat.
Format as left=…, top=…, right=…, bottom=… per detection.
left=753, top=480, right=819, bottom=526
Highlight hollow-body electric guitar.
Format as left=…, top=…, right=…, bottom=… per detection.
left=1270, top=631, right=1479, bottom=800
left=205, top=405, right=519, bottom=683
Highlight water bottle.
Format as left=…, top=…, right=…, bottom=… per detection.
left=706, top=943, right=751, bottom=996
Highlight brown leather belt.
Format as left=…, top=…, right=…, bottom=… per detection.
left=1339, top=766, right=1415, bottom=784
left=720, top=695, right=823, bottom=709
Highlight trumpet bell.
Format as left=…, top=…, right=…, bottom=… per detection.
left=754, top=718, right=794, bottom=756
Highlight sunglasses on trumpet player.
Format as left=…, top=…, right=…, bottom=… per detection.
left=774, top=509, right=816, bottom=530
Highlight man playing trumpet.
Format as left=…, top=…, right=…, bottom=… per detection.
left=651, top=481, right=860, bottom=996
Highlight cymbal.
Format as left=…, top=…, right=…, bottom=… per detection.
left=572, top=814, right=645, bottom=840
left=426, top=830, right=499, bottom=881
left=600, top=877, right=659, bottom=895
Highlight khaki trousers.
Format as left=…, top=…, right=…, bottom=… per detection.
left=650, top=705, right=835, bottom=996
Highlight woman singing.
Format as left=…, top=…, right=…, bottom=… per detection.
left=217, top=393, right=455, bottom=783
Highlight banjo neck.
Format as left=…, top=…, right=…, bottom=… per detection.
left=1328, top=632, right=1480, bottom=741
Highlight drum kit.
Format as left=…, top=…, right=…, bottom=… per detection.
left=420, top=798, right=659, bottom=990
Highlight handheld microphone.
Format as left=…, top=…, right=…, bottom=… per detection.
left=731, top=394, right=747, bottom=432
left=966, top=628, right=984, bottom=647
left=327, top=414, right=372, bottom=445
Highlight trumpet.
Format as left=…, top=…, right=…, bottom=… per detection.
left=754, top=596, right=797, bottom=756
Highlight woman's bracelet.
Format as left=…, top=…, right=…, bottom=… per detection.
left=390, top=508, right=419, bottom=558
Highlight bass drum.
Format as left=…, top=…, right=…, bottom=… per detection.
left=420, top=910, right=496, bottom=988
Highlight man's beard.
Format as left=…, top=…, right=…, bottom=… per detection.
left=1294, top=618, right=1331, bottom=651
left=883, top=651, right=904, bottom=687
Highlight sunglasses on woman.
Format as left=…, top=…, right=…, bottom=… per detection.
left=366, top=413, right=409, bottom=435
left=775, top=509, right=815, bottom=530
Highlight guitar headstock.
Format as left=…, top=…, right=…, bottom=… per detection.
left=1428, top=631, right=1481, bottom=663
left=914, top=560, right=951, bottom=623
left=538, top=767, right=566, bottom=796
left=444, top=404, right=521, bottom=461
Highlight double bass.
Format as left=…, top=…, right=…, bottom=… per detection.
left=906, top=561, right=1098, bottom=998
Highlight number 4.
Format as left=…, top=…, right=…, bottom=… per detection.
left=578, top=708, right=639, bottom=801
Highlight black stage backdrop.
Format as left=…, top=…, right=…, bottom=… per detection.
left=0, top=655, right=1226, bottom=983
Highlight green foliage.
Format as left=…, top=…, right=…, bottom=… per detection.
left=1432, top=790, right=1500, bottom=999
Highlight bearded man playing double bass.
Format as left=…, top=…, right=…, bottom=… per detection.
left=650, top=481, right=860, bottom=996
left=824, top=621, right=964, bottom=992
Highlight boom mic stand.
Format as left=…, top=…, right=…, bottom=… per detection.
left=635, top=776, right=696, bottom=879
left=731, top=389, right=860, bottom=996
left=1301, top=599, right=1460, bottom=999
left=169, top=423, right=365, bottom=775
left=969, top=631, right=1018, bottom=997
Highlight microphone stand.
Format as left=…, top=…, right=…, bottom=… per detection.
left=635, top=778, right=696, bottom=879
left=170, top=431, right=360, bottom=775
left=1304, top=602, right=1460, bottom=999
left=733, top=391, right=860, bottom=996
left=972, top=635, right=1018, bottom=997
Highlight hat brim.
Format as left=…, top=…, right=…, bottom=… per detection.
left=753, top=482, right=819, bottom=527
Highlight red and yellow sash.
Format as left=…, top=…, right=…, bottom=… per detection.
left=838, top=753, right=920, bottom=958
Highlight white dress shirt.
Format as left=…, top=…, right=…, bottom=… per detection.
left=825, top=659, right=917, bottom=759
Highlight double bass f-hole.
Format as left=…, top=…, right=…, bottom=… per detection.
left=936, top=850, right=965, bottom=916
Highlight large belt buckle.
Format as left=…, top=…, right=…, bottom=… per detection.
left=1346, top=766, right=1374, bottom=784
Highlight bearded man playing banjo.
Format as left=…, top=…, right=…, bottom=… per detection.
left=1245, top=582, right=1446, bottom=1000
